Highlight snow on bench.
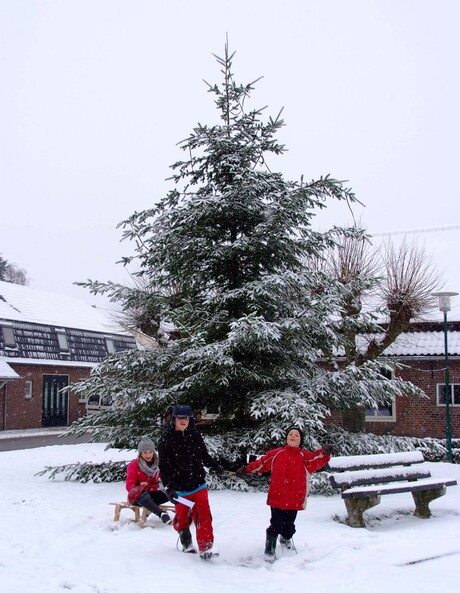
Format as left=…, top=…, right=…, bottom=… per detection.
left=328, top=450, right=424, bottom=471
left=328, top=451, right=457, bottom=528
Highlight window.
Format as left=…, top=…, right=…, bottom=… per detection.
left=56, top=331, right=69, bottom=352
left=365, top=367, right=396, bottom=422
left=25, top=380, right=33, bottom=399
left=2, top=326, right=16, bottom=348
left=85, top=393, right=114, bottom=416
left=77, top=379, right=87, bottom=403
left=437, top=384, right=460, bottom=406
left=105, top=338, right=115, bottom=354
left=365, top=401, right=395, bottom=420
left=100, top=394, right=114, bottom=407
left=87, top=393, right=100, bottom=407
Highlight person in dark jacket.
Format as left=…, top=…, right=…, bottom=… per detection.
left=236, top=427, right=333, bottom=562
left=126, top=437, right=172, bottom=525
left=158, top=404, right=223, bottom=559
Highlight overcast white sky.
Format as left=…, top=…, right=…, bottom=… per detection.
left=1, top=1, right=459, bottom=318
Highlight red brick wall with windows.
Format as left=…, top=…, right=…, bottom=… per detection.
left=2, top=357, right=460, bottom=437
left=0, top=363, right=92, bottom=430
left=366, top=357, right=460, bottom=439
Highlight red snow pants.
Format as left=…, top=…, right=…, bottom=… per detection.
left=173, top=487, right=214, bottom=552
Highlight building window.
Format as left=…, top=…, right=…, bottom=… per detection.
left=77, top=378, right=87, bottom=403
left=105, top=338, right=115, bottom=354
left=437, top=384, right=460, bottom=406
left=365, top=401, right=395, bottom=420
left=25, top=380, right=33, bottom=399
left=56, top=331, right=69, bottom=352
left=2, top=326, right=16, bottom=348
left=365, top=367, right=396, bottom=422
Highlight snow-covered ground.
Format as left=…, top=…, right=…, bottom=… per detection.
left=1, top=443, right=459, bottom=593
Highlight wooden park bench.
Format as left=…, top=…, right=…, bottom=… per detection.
left=328, top=451, right=457, bottom=528
left=109, top=501, right=175, bottom=528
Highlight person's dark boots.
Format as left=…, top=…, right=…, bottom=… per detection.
left=179, top=528, right=196, bottom=553
left=279, top=536, right=293, bottom=549
left=161, top=512, right=172, bottom=525
left=264, top=533, right=277, bottom=562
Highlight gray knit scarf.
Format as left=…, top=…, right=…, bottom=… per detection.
left=138, top=456, right=159, bottom=478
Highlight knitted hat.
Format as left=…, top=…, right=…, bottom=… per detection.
left=137, top=437, right=155, bottom=453
left=286, top=426, right=304, bottom=448
left=171, top=404, right=193, bottom=418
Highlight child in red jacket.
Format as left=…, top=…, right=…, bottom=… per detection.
left=126, top=437, right=172, bottom=525
left=236, top=427, right=332, bottom=561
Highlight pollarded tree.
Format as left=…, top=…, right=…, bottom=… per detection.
left=322, top=234, right=441, bottom=431
left=71, top=45, right=423, bottom=464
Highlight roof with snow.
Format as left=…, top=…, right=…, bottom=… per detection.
left=359, top=321, right=460, bottom=357
left=0, top=281, right=137, bottom=365
left=0, top=359, right=20, bottom=380
left=0, top=280, right=122, bottom=334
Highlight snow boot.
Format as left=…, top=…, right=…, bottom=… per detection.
left=179, top=528, right=196, bottom=554
left=279, top=536, right=292, bottom=549
left=279, top=536, right=297, bottom=554
left=279, top=536, right=293, bottom=549
left=199, top=544, right=219, bottom=560
left=161, top=512, right=172, bottom=525
left=264, top=533, right=277, bottom=563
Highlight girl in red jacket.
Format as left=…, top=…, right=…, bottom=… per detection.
left=237, top=427, right=332, bottom=561
left=126, top=437, right=172, bottom=525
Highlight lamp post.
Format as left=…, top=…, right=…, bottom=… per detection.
left=432, top=291, right=458, bottom=462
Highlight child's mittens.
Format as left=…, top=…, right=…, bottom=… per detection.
left=235, top=466, right=247, bottom=478
left=322, top=444, right=334, bottom=455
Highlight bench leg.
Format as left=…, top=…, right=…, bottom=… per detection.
left=344, top=496, right=380, bottom=528
left=113, top=504, right=122, bottom=521
left=412, top=487, right=446, bottom=518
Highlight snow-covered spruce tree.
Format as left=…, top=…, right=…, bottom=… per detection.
left=69, top=45, right=423, bottom=476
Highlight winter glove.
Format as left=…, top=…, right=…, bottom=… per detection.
left=165, top=487, right=178, bottom=503
left=235, top=466, right=247, bottom=478
left=322, top=444, right=334, bottom=455
left=212, top=464, right=225, bottom=475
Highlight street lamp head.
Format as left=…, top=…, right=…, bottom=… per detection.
left=432, top=291, right=459, bottom=313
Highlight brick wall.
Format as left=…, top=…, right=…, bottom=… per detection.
left=0, top=363, right=92, bottom=430
left=366, top=357, right=460, bottom=439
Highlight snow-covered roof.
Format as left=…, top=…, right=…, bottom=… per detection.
left=0, top=359, right=20, bottom=380
left=358, top=329, right=460, bottom=357
left=0, top=356, right=96, bottom=369
left=0, top=281, right=125, bottom=335
left=384, top=330, right=460, bottom=356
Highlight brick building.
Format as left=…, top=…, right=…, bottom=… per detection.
left=357, top=321, right=460, bottom=439
left=2, top=281, right=459, bottom=439
left=0, top=281, right=137, bottom=430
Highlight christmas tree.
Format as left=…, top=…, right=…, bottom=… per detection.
left=70, top=43, right=422, bottom=472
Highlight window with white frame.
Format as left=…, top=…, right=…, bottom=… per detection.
left=56, top=330, right=69, bottom=352
left=2, top=326, right=17, bottom=348
left=105, top=338, right=115, bottom=354
left=365, top=401, right=395, bottom=420
left=436, top=384, right=460, bottom=406
left=25, top=380, right=33, bottom=399
left=77, top=379, right=87, bottom=403
left=365, top=367, right=396, bottom=421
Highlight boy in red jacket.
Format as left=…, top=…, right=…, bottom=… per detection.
left=236, top=427, right=332, bottom=561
